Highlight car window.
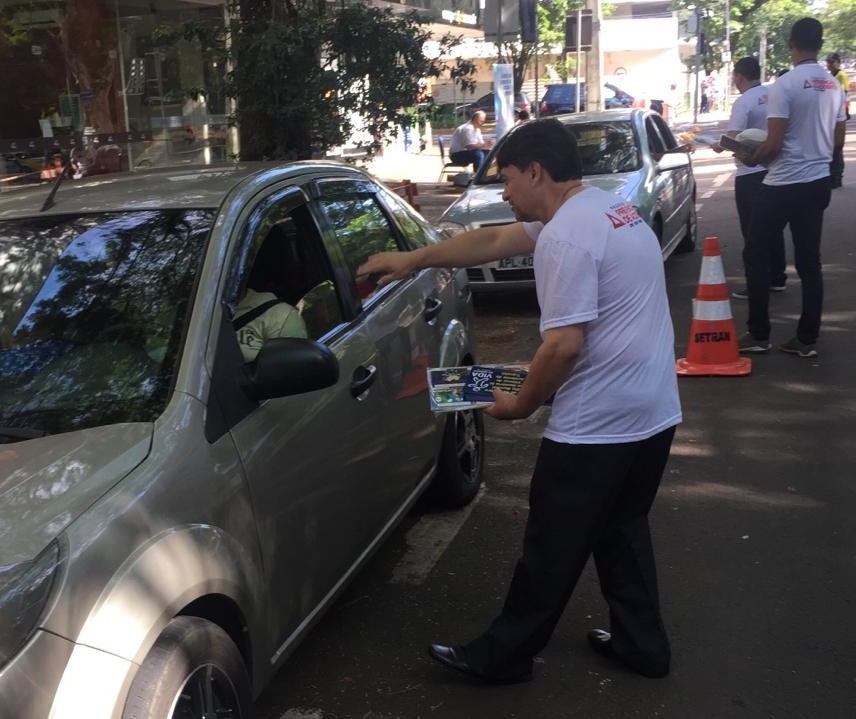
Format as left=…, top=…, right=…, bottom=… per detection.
left=377, top=185, right=442, bottom=249
left=316, top=183, right=402, bottom=301
left=474, top=120, right=640, bottom=184
left=231, top=191, right=344, bottom=346
left=569, top=122, right=641, bottom=175
left=0, top=209, right=213, bottom=437
left=650, top=114, right=678, bottom=150
left=645, top=116, right=667, bottom=157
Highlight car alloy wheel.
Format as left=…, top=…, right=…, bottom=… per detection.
left=429, top=407, right=485, bottom=508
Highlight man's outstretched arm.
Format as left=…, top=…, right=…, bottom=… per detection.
left=358, top=222, right=535, bottom=288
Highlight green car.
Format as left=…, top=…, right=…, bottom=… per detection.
left=0, top=162, right=484, bottom=718
left=439, top=109, right=698, bottom=293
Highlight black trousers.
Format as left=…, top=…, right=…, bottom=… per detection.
left=830, top=145, right=844, bottom=187
left=735, top=171, right=787, bottom=288
left=745, top=178, right=830, bottom=343
left=463, top=426, right=676, bottom=680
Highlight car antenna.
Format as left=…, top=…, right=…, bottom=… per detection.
left=40, top=158, right=73, bottom=212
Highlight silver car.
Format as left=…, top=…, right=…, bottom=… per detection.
left=439, top=109, right=697, bottom=292
left=0, top=163, right=484, bottom=718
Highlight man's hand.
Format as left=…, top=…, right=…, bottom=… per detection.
left=484, top=388, right=528, bottom=420
left=357, top=251, right=420, bottom=289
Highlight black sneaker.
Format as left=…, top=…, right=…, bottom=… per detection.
left=778, top=337, right=818, bottom=358
left=738, top=332, right=771, bottom=353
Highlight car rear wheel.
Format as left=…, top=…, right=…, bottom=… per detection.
left=429, top=407, right=485, bottom=508
left=676, top=196, right=697, bottom=253
left=122, top=616, right=251, bottom=719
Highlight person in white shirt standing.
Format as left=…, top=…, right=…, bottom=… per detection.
left=715, top=56, right=787, bottom=298
left=739, top=18, right=846, bottom=358
left=358, top=119, right=681, bottom=683
left=449, top=110, right=493, bottom=171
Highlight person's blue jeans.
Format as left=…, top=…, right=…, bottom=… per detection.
left=745, top=178, right=830, bottom=344
left=450, top=149, right=487, bottom=172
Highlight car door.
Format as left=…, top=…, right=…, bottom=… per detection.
left=311, top=178, right=442, bottom=497
left=219, top=184, right=392, bottom=656
left=651, top=113, right=693, bottom=240
left=644, top=114, right=678, bottom=245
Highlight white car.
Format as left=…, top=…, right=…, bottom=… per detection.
left=439, top=109, right=697, bottom=293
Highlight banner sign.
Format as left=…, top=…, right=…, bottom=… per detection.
left=493, top=64, right=516, bottom=140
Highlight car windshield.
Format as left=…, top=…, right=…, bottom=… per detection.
left=474, top=120, right=642, bottom=185
left=0, top=209, right=213, bottom=440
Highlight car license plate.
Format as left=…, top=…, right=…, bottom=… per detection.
left=496, top=254, right=533, bottom=270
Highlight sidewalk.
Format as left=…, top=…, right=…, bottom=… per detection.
left=363, top=140, right=450, bottom=185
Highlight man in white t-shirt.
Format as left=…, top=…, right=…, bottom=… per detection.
left=358, top=119, right=681, bottom=683
left=714, top=56, right=787, bottom=298
left=740, top=18, right=846, bottom=358
left=449, top=110, right=493, bottom=171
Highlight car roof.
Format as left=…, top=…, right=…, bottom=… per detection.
left=0, top=161, right=367, bottom=219
left=554, top=108, right=640, bottom=123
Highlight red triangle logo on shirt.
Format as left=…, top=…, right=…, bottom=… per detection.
left=804, top=80, right=812, bottom=88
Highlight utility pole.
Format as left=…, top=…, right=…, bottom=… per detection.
left=693, top=9, right=702, bottom=122
left=585, top=0, right=602, bottom=112
left=723, top=0, right=731, bottom=112
left=759, top=25, right=767, bottom=81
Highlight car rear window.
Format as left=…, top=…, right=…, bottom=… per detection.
left=0, top=209, right=213, bottom=439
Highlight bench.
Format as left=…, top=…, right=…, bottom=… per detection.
left=436, top=136, right=471, bottom=181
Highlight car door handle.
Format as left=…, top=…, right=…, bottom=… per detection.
left=423, top=297, right=442, bottom=322
left=350, top=364, right=377, bottom=398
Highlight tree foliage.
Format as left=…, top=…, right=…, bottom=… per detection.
left=222, top=0, right=475, bottom=160
left=672, top=0, right=815, bottom=74
left=819, top=0, right=856, bottom=57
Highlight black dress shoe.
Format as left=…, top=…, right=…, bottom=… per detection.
left=586, top=629, right=669, bottom=678
left=428, top=644, right=533, bottom=684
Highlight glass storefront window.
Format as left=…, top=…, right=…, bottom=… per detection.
left=0, top=0, right=230, bottom=181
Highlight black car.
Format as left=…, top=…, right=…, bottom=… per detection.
left=539, top=82, right=635, bottom=115
left=539, top=83, right=587, bottom=115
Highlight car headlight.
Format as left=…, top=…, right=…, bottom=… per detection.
left=0, top=541, right=60, bottom=670
left=437, top=220, right=467, bottom=238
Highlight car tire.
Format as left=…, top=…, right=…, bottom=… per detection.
left=676, top=195, right=697, bottom=253
left=122, top=616, right=251, bottom=719
left=429, top=407, right=485, bottom=508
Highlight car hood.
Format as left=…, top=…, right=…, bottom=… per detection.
left=443, top=174, right=641, bottom=226
left=0, top=424, right=152, bottom=565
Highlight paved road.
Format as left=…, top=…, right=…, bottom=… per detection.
left=254, top=131, right=856, bottom=718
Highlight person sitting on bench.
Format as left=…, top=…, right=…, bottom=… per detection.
left=449, top=110, right=494, bottom=172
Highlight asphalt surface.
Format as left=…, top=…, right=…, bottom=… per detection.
left=254, top=125, right=856, bottom=719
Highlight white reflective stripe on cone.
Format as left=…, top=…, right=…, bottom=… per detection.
left=699, top=256, right=726, bottom=285
left=692, top=299, right=734, bottom=321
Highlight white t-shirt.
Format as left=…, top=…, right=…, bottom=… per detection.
left=523, top=187, right=682, bottom=444
left=449, top=121, right=483, bottom=154
left=728, top=83, right=769, bottom=177
left=764, top=62, right=846, bottom=185
left=235, top=289, right=308, bottom=362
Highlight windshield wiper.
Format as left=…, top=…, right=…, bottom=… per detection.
left=0, top=426, right=49, bottom=442
left=40, top=159, right=73, bottom=212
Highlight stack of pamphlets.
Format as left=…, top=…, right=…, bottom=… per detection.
left=427, top=364, right=529, bottom=413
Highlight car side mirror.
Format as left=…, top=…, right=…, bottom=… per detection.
left=241, top=337, right=339, bottom=402
left=655, top=152, right=690, bottom=172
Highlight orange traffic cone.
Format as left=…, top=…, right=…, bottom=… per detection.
left=676, top=236, right=751, bottom=377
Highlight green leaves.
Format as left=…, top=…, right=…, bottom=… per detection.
left=219, top=0, right=475, bottom=160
